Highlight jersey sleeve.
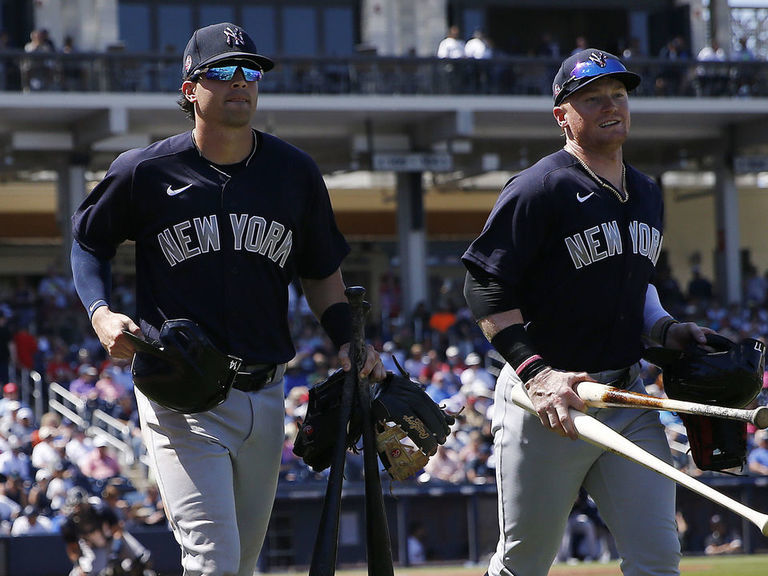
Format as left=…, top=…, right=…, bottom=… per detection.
left=294, top=158, right=350, bottom=279
left=71, top=150, right=138, bottom=260
left=462, top=173, right=554, bottom=292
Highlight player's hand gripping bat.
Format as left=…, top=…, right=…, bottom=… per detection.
left=509, top=383, right=768, bottom=536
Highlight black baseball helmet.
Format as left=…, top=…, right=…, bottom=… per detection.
left=644, top=333, right=765, bottom=408
left=552, top=49, right=641, bottom=106
left=124, top=319, right=243, bottom=414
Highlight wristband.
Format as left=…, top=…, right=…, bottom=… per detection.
left=516, top=354, right=543, bottom=376
left=490, top=324, right=549, bottom=384
left=660, top=318, right=679, bottom=347
left=88, top=299, right=108, bottom=320
left=650, top=316, right=679, bottom=346
left=320, top=302, right=353, bottom=350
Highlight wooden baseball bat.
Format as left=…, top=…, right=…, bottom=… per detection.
left=509, top=383, right=768, bottom=536
left=353, top=295, right=395, bottom=576
left=308, top=287, right=366, bottom=576
left=575, top=381, right=768, bottom=429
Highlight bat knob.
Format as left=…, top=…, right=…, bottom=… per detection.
left=754, top=406, right=768, bottom=429
left=345, top=286, right=366, bottom=303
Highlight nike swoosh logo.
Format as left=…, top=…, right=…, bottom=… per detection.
left=166, top=183, right=193, bottom=196
left=576, top=191, right=595, bottom=203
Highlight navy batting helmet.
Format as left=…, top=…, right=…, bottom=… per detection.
left=644, top=333, right=765, bottom=408
left=124, top=319, right=242, bottom=413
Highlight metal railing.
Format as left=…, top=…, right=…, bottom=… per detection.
left=47, top=381, right=137, bottom=469
left=1, top=50, right=767, bottom=97
left=47, top=381, right=89, bottom=429
left=9, top=368, right=47, bottom=424
left=92, top=408, right=135, bottom=465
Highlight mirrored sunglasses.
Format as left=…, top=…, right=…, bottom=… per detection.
left=196, top=65, right=263, bottom=82
left=564, top=57, right=627, bottom=88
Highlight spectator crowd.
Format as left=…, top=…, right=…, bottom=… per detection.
left=0, top=262, right=767, bottom=554
left=433, top=26, right=764, bottom=98
left=0, top=26, right=764, bottom=97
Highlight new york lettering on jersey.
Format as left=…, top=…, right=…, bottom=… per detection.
left=564, top=219, right=662, bottom=269
left=157, top=213, right=293, bottom=268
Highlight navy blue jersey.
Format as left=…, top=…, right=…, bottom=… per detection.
left=72, top=130, right=349, bottom=364
left=462, top=149, right=663, bottom=372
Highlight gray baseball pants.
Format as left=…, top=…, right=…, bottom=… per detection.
left=136, top=380, right=285, bottom=576
left=487, top=364, right=681, bottom=576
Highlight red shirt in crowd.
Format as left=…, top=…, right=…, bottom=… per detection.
left=13, top=330, right=37, bottom=370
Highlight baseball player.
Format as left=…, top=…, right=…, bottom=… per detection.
left=70, top=22, right=385, bottom=576
left=61, top=486, right=152, bottom=576
left=462, top=49, right=716, bottom=576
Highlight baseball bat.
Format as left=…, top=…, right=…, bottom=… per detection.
left=308, top=287, right=366, bottom=576
left=575, top=381, right=768, bottom=429
left=352, top=295, right=395, bottom=576
left=509, top=383, right=768, bottom=536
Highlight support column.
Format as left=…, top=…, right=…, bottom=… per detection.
left=396, top=172, right=428, bottom=322
left=709, top=0, right=732, bottom=52
left=714, top=163, right=741, bottom=305
left=57, top=160, right=88, bottom=269
left=360, top=0, right=447, bottom=56
left=35, top=0, right=119, bottom=50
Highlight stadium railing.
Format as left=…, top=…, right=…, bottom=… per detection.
left=1, top=51, right=766, bottom=97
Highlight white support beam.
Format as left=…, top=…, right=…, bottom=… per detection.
left=12, top=132, right=74, bottom=151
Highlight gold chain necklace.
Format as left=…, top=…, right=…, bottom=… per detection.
left=570, top=152, right=629, bottom=203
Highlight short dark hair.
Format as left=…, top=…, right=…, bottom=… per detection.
left=178, top=93, right=195, bottom=122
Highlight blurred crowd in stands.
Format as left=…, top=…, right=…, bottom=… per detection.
left=0, top=26, right=764, bottom=96
left=0, top=261, right=767, bottom=541
left=433, top=26, right=764, bottom=98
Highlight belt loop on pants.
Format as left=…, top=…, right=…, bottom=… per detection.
left=232, top=363, right=287, bottom=393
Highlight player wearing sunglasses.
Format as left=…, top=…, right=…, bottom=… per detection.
left=192, top=63, right=264, bottom=83
left=183, top=57, right=265, bottom=130
left=463, top=49, right=711, bottom=576
left=71, top=22, right=385, bottom=576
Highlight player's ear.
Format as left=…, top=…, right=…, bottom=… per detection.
left=553, top=106, right=567, bottom=128
left=181, top=80, right=197, bottom=102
